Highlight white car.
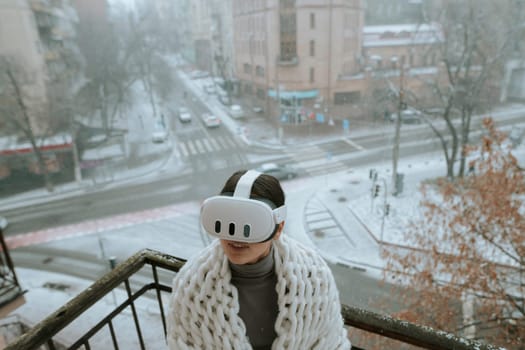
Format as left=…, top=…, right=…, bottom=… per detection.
left=190, top=70, right=209, bottom=79
left=151, top=123, right=168, bottom=143
left=230, top=104, right=244, bottom=119
left=255, top=163, right=298, bottom=180
left=178, top=107, right=192, bottom=123
left=202, top=113, right=221, bottom=128
left=389, top=110, right=422, bottom=124
left=203, top=83, right=216, bottom=94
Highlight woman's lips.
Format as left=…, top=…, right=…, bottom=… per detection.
left=228, top=242, right=248, bottom=249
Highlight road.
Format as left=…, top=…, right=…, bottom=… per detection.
left=4, top=110, right=525, bottom=235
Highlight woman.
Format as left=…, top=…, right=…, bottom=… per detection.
left=167, top=170, right=351, bottom=349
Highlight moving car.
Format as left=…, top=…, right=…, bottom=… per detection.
left=151, top=122, right=168, bottom=143
left=255, top=162, right=298, bottom=180
left=230, top=104, right=244, bottom=119
left=178, top=107, right=192, bottom=123
left=202, top=113, right=221, bottom=128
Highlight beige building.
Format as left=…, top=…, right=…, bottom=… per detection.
left=0, top=0, right=81, bottom=135
left=0, top=0, right=48, bottom=134
left=232, top=0, right=443, bottom=123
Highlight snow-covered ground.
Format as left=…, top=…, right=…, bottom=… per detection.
left=3, top=58, right=525, bottom=348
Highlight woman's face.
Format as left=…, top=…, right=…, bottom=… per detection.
left=220, top=224, right=283, bottom=265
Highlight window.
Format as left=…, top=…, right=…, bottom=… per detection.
left=309, top=67, right=315, bottom=83
left=310, top=13, right=315, bottom=29
left=335, top=91, right=361, bottom=105
left=280, top=13, right=297, bottom=60
left=310, top=40, right=315, bottom=57
left=255, top=65, right=265, bottom=77
left=256, top=88, right=265, bottom=99
left=243, top=63, right=251, bottom=74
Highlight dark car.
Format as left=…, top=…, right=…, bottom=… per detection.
left=255, top=163, right=298, bottom=180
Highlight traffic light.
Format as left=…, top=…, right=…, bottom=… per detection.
left=385, top=204, right=390, bottom=216
left=373, top=184, right=380, bottom=197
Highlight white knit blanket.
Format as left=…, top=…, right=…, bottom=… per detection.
left=167, top=235, right=351, bottom=349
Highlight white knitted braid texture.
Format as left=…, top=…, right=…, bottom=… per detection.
left=167, top=235, right=351, bottom=350
left=272, top=236, right=351, bottom=350
left=167, top=243, right=251, bottom=350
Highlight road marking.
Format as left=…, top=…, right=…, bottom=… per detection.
left=6, top=201, right=201, bottom=249
left=194, top=139, right=205, bottom=153
left=209, top=137, right=220, bottom=150
left=187, top=140, right=197, bottom=155
left=179, top=142, right=189, bottom=157
left=342, top=138, right=365, bottom=150
left=202, top=139, right=214, bottom=152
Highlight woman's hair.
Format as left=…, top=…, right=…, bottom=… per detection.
left=220, top=170, right=285, bottom=207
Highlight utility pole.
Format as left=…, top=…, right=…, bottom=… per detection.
left=392, top=66, right=404, bottom=196
left=249, top=33, right=255, bottom=108
left=275, top=55, right=283, bottom=143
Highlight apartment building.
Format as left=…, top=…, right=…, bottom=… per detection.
left=0, top=0, right=83, bottom=177
left=73, top=0, right=106, bottom=21
left=0, top=0, right=48, bottom=134
left=232, top=0, right=444, bottom=124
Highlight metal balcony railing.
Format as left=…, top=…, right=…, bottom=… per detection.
left=4, top=249, right=502, bottom=350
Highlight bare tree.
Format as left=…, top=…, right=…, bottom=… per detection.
left=0, top=58, right=56, bottom=192
left=75, top=15, right=137, bottom=136
left=383, top=118, right=525, bottom=348
left=412, top=0, right=519, bottom=179
left=126, top=10, right=175, bottom=121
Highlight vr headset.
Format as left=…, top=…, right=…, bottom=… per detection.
left=200, top=170, right=287, bottom=243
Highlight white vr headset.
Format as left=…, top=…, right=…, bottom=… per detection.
left=200, top=170, right=287, bottom=243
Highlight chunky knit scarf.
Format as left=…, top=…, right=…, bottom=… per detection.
left=167, top=235, right=351, bottom=349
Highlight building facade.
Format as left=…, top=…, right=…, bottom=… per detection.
left=0, top=0, right=83, bottom=178
left=232, top=0, right=442, bottom=124
left=0, top=0, right=48, bottom=134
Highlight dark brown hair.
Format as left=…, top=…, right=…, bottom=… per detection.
left=220, top=170, right=285, bottom=207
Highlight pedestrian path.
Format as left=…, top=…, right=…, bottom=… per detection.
left=281, top=137, right=366, bottom=177
left=174, top=135, right=243, bottom=158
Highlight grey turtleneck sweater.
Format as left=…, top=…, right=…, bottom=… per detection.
left=229, top=247, right=278, bottom=350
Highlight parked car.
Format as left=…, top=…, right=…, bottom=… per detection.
left=178, top=107, right=192, bottom=123
left=389, top=110, right=423, bottom=124
left=255, top=162, right=298, bottom=180
left=202, top=113, right=221, bottom=128
left=190, top=70, right=209, bottom=79
left=252, top=106, right=264, bottom=113
left=230, top=104, right=244, bottom=119
left=151, top=122, right=168, bottom=143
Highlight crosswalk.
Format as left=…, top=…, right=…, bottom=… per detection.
left=174, top=134, right=365, bottom=177
left=284, top=139, right=363, bottom=177
left=175, top=135, right=242, bottom=158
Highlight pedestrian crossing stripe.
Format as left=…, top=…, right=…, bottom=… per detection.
left=194, top=139, right=205, bottom=153
left=284, top=143, right=350, bottom=177
left=176, top=136, right=241, bottom=157
left=179, top=142, right=189, bottom=157
left=202, top=139, right=214, bottom=152
left=187, top=141, right=197, bottom=155
left=209, top=138, right=220, bottom=150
